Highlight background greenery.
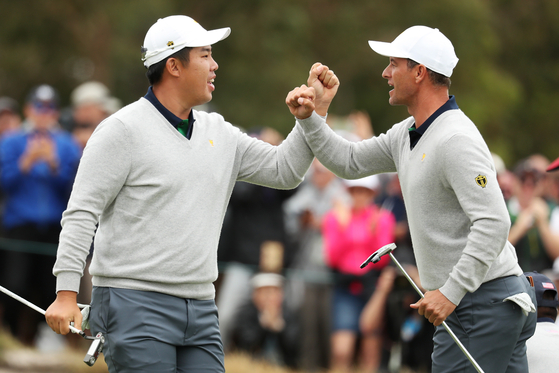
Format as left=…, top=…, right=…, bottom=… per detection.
left=1, top=0, right=558, bottom=168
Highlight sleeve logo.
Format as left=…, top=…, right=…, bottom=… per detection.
left=475, top=174, right=487, bottom=188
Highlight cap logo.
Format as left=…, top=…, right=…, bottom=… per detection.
left=167, top=41, right=174, bottom=48
left=543, top=282, right=555, bottom=290
left=475, top=174, right=487, bottom=188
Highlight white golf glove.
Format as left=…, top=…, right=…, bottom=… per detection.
left=81, top=304, right=91, bottom=330
left=503, top=292, right=536, bottom=316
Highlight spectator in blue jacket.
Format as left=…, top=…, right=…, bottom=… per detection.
left=0, top=84, right=81, bottom=345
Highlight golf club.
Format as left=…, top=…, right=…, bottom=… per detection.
left=0, top=284, right=104, bottom=366
left=361, top=243, right=485, bottom=373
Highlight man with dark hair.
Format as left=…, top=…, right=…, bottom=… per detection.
left=144, top=46, right=192, bottom=86
left=45, top=15, right=339, bottom=373
left=525, top=271, right=559, bottom=372
left=294, top=25, right=536, bottom=372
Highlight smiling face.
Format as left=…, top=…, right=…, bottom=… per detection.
left=179, top=46, right=219, bottom=107
left=382, top=57, right=418, bottom=107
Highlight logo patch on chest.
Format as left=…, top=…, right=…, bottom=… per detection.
left=475, top=174, right=487, bottom=188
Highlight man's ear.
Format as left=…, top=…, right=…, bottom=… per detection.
left=165, top=58, right=182, bottom=78
left=415, top=64, right=428, bottom=83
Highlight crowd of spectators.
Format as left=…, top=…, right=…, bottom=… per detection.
left=0, top=84, right=558, bottom=372
left=0, top=81, right=120, bottom=348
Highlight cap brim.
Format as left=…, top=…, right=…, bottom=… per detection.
left=547, top=156, right=559, bottom=172
left=187, top=27, right=231, bottom=47
left=368, top=40, right=409, bottom=59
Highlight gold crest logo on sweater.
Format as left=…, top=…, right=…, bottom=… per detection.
left=475, top=174, right=487, bottom=188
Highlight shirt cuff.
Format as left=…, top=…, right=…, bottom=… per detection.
left=56, top=271, right=82, bottom=294
left=296, top=111, right=327, bottom=130
left=439, top=277, right=468, bottom=306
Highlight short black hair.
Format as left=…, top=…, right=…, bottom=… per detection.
left=145, top=47, right=193, bottom=86
left=407, top=59, right=451, bottom=89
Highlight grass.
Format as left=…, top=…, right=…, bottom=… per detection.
left=0, top=329, right=305, bottom=373
left=225, top=353, right=303, bottom=373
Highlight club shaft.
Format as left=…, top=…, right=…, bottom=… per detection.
left=388, top=253, right=485, bottom=373
left=0, top=284, right=84, bottom=336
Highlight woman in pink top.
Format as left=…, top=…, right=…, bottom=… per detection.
left=322, top=175, right=395, bottom=372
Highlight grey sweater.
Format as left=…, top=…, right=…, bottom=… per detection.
left=296, top=109, right=522, bottom=305
left=54, top=98, right=314, bottom=300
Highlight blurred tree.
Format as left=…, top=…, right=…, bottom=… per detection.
left=0, top=0, right=556, bottom=166
left=489, top=0, right=559, bottom=166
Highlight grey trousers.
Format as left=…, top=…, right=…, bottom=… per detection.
left=89, top=287, right=224, bottom=373
left=432, top=275, right=537, bottom=373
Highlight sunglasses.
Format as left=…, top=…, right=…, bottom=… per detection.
left=32, top=101, right=57, bottom=113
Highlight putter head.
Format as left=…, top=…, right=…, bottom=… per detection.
left=360, top=243, right=397, bottom=269
left=83, top=332, right=105, bottom=366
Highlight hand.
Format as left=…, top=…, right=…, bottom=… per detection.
left=45, top=291, right=82, bottom=335
left=286, top=84, right=316, bottom=119
left=259, top=305, right=285, bottom=332
left=36, top=136, right=59, bottom=170
left=307, top=62, right=340, bottom=116
left=531, top=197, right=550, bottom=227
left=19, top=135, right=58, bottom=172
left=19, top=137, right=43, bottom=172
left=513, top=208, right=536, bottom=234
left=410, top=289, right=456, bottom=326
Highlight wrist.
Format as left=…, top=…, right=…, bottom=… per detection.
left=56, top=290, right=78, bottom=303
left=315, top=104, right=329, bottom=117
left=295, top=112, right=313, bottom=120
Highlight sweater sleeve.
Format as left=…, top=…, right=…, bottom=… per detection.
left=235, top=115, right=316, bottom=189
left=438, top=132, right=511, bottom=304
left=296, top=113, right=398, bottom=178
left=53, top=118, right=132, bottom=293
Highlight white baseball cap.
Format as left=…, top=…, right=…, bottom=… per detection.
left=142, top=15, right=231, bottom=68
left=368, top=26, right=458, bottom=77
left=343, top=175, right=380, bottom=191
left=251, top=273, right=285, bottom=289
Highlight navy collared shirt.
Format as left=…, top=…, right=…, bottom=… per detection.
left=408, top=95, right=459, bottom=149
left=144, top=86, right=195, bottom=139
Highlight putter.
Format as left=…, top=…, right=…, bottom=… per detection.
left=0, top=284, right=104, bottom=366
left=361, top=243, right=485, bottom=373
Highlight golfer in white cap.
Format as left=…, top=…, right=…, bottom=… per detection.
left=295, top=26, right=536, bottom=372
left=45, top=15, right=338, bottom=372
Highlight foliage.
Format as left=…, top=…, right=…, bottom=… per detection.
left=0, top=0, right=557, bottom=166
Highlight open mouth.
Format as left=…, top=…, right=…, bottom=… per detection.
left=208, top=78, right=215, bottom=91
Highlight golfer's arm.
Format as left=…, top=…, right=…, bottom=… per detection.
left=236, top=119, right=314, bottom=189
left=54, top=119, right=130, bottom=293
left=296, top=113, right=396, bottom=179
left=438, top=134, right=511, bottom=305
